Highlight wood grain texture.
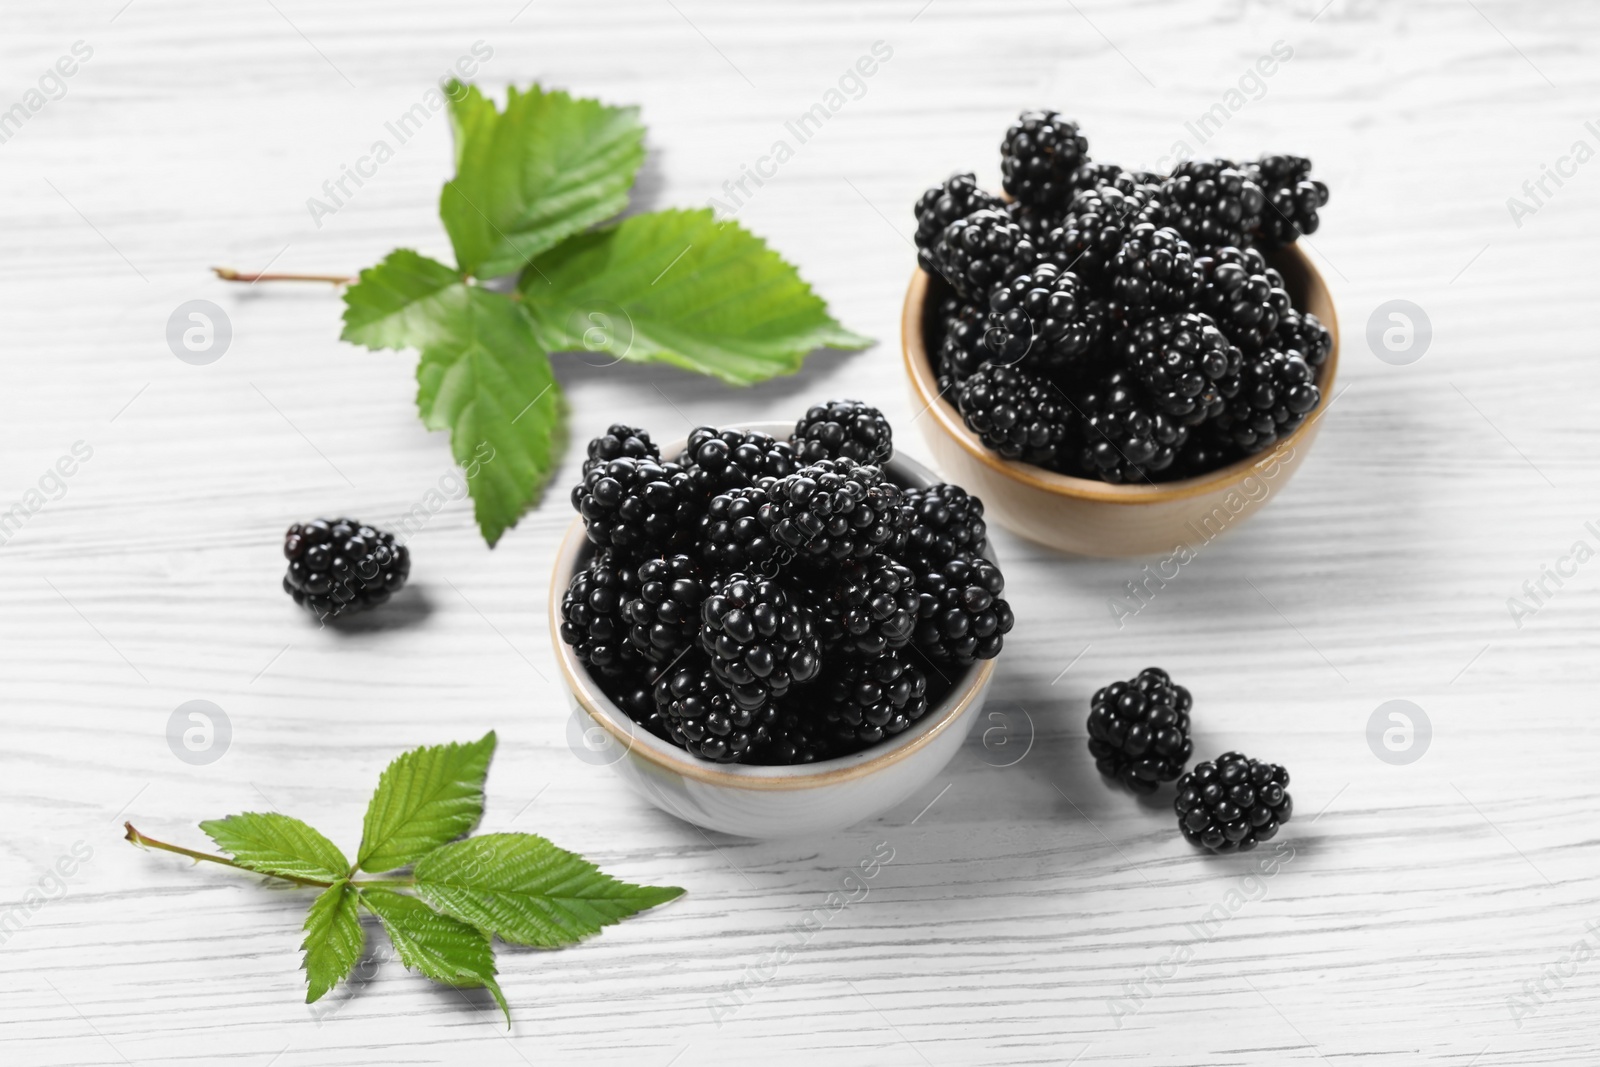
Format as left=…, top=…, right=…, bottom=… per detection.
left=2, top=0, right=1599, bottom=1063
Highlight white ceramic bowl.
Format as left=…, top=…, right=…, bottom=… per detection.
left=549, top=422, right=997, bottom=839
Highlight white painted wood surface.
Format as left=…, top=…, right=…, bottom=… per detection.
left=2, top=0, right=1598, bottom=1063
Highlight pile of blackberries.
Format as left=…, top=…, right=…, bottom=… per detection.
left=560, top=401, right=1013, bottom=766
left=917, top=111, right=1333, bottom=484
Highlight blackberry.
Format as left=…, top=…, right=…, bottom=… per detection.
left=758, top=706, right=833, bottom=765
left=582, top=424, right=657, bottom=474
left=1248, top=154, right=1328, bottom=247
left=1194, top=246, right=1290, bottom=350
left=926, top=208, right=1038, bottom=302
left=1078, top=370, right=1188, bottom=483
left=572, top=457, right=699, bottom=557
left=986, top=263, right=1106, bottom=376
left=1109, top=223, right=1201, bottom=316
left=1000, top=110, right=1089, bottom=208
left=1086, top=667, right=1194, bottom=794
left=610, top=680, right=672, bottom=741
left=913, top=556, right=1013, bottom=664
left=698, top=486, right=779, bottom=572
left=760, top=459, right=910, bottom=562
left=1168, top=425, right=1243, bottom=479
left=653, top=653, right=773, bottom=763
left=1004, top=200, right=1064, bottom=242
left=677, top=427, right=800, bottom=498
left=621, top=554, right=708, bottom=668
left=1175, top=751, right=1292, bottom=853
left=792, top=399, right=893, bottom=466
left=558, top=551, right=642, bottom=677
left=816, top=557, right=919, bottom=656
left=901, top=483, right=988, bottom=570
left=1162, top=160, right=1265, bottom=254
left=822, top=655, right=930, bottom=748
left=955, top=363, right=1074, bottom=469
left=1276, top=307, right=1333, bottom=368
left=1048, top=184, right=1165, bottom=288
left=1069, top=161, right=1128, bottom=194
left=914, top=172, right=1004, bottom=253
left=698, top=573, right=822, bottom=710
left=1214, top=348, right=1320, bottom=453
left=283, top=518, right=410, bottom=619
left=934, top=298, right=995, bottom=391
left=1120, top=312, right=1240, bottom=424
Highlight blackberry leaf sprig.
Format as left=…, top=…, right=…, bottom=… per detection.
left=217, top=81, right=870, bottom=547
left=125, top=732, right=683, bottom=1021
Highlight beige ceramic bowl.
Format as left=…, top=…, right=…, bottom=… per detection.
left=550, top=422, right=997, bottom=839
left=902, top=243, right=1339, bottom=557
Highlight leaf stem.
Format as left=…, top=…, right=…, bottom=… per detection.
left=211, top=267, right=355, bottom=285
left=124, top=823, right=416, bottom=889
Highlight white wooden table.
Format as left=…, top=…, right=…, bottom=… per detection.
left=3, top=1, right=1597, bottom=1063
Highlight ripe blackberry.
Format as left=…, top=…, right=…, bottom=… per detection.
left=572, top=457, right=699, bottom=557
left=955, top=363, right=1074, bottom=469
left=283, top=518, right=410, bottom=619
left=1004, top=200, right=1064, bottom=242
left=1086, top=667, right=1194, bottom=794
left=822, top=655, right=929, bottom=747
left=698, top=486, right=779, bottom=572
left=1000, top=110, right=1089, bottom=208
left=1069, top=161, right=1128, bottom=194
left=986, top=263, right=1106, bottom=376
left=913, top=556, right=1013, bottom=664
left=1078, top=371, right=1188, bottom=483
left=914, top=172, right=1004, bottom=253
left=1276, top=307, right=1333, bottom=368
left=699, top=573, right=822, bottom=710
left=1120, top=312, right=1241, bottom=424
left=816, top=557, right=919, bottom=656
left=653, top=653, right=773, bottom=763
left=901, top=483, right=988, bottom=570
left=609, top=680, right=672, bottom=742
left=1175, top=751, right=1292, bottom=853
left=1048, top=183, right=1165, bottom=289
left=1194, top=246, right=1290, bottom=350
left=558, top=551, right=641, bottom=677
left=1214, top=348, right=1320, bottom=453
left=1109, top=223, right=1201, bottom=316
left=758, top=706, right=833, bottom=765
left=934, top=298, right=995, bottom=391
left=792, top=399, right=894, bottom=466
left=926, top=208, right=1038, bottom=302
left=621, top=554, right=708, bottom=668
left=677, top=427, right=800, bottom=498
left=1168, top=425, right=1242, bottom=479
left=760, top=459, right=911, bottom=562
left=1248, top=154, right=1328, bottom=247
left=582, top=424, right=657, bottom=474
left=1162, top=160, right=1265, bottom=255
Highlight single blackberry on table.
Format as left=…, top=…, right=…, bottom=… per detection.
left=1175, top=751, right=1292, bottom=853
left=926, top=208, right=1038, bottom=302
left=284, top=518, right=410, bottom=618
left=760, top=458, right=911, bottom=562
left=1078, top=370, right=1189, bottom=483
left=1247, top=154, right=1328, bottom=247
left=698, top=486, right=779, bottom=572
left=582, top=424, right=658, bottom=474
left=1214, top=347, right=1320, bottom=453
left=914, top=172, right=1004, bottom=253
left=955, top=363, right=1074, bottom=469
left=1162, top=160, right=1265, bottom=255
left=677, top=427, right=800, bottom=498
left=558, top=550, right=642, bottom=677
left=572, top=457, right=699, bottom=557
left=815, top=557, right=919, bottom=656
left=621, top=554, right=708, bottom=668
left=913, top=555, right=1013, bottom=664
left=792, top=399, right=894, bottom=466
left=758, top=706, right=834, bottom=765
left=1194, top=246, right=1291, bottom=350
left=822, top=655, right=930, bottom=748
left=1086, top=667, right=1194, bottom=794
left=1108, top=223, right=1202, bottom=316
left=1000, top=110, right=1089, bottom=208
left=1275, top=307, right=1333, bottom=368
left=986, top=263, right=1106, bottom=376
left=1120, top=312, right=1241, bottom=424
left=901, top=483, right=988, bottom=570
left=699, top=573, right=822, bottom=711
left=653, top=653, right=774, bottom=763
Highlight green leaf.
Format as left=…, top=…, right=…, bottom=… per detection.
left=199, top=813, right=350, bottom=883
left=441, top=82, right=645, bottom=278
left=518, top=208, right=872, bottom=386
left=355, top=732, right=496, bottom=873
left=302, top=881, right=363, bottom=1003
left=342, top=252, right=567, bottom=546
left=444, top=81, right=497, bottom=174
left=412, top=833, right=684, bottom=948
left=359, top=888, right=507, bottom=1021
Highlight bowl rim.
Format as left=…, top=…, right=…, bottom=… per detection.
left=549, top=422, right=997, bottom=792
left=901, top=241, right=1341, bottom=504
